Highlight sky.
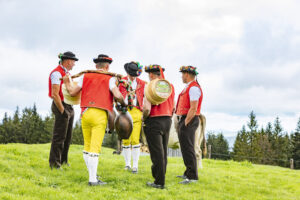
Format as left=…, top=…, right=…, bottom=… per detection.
left=0, top=0, right=299, bottom=137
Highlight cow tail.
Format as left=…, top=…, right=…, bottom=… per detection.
left=199, top=114, right=207, bottom=156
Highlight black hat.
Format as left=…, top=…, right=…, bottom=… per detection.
left=124, top=62, right=143, bottom=77
left=144, top=64, right=165, bottom=73
left=93, top=54, right=113, bottom=64
left=58, top=51, right=78, bottom=61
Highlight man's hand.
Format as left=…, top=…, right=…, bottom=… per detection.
left=112, top=87, right=127, bottom=107
left=141, top=115, right=148, bottom=122
left=116, top=104, right=127, bottom=113
left=62, top=75, right=71, bottom=84
left=184, top=100, right=198, bottom=127
left=184, top=118, right=189, bottom=127
left=142, top=96, right=151, bottom=122
left=51, top=84, right=65, bottom=114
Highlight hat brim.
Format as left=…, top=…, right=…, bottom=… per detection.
left=124, top=65, right=139, bottom=77
left=93, top=58, right=113, bottom=64
left=61, top=56, right=78, bottom=61
left=179, top=70, right=196, bottom=74
left=145, top=68, right=165, bottom=73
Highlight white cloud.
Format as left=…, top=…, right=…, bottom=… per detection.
left=0, top=0, right=299, bottom=136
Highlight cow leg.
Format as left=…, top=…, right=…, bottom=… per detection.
left=194, top=124, right=202, bottom=169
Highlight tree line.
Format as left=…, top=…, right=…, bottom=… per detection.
left=232, top=111, right=300, bottom=169
left=207, top=111, right=300, bottom=169
left=0, top=104, right=117, bottom=149
left=1, top=105, right=299, bottom=169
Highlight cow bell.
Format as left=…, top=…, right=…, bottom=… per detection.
left=115, top=112, right=133, bottom=139
left=107, top=110, right=117, bottom=133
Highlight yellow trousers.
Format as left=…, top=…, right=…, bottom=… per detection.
left=122, top=107, right=142, bottom=146
left=81, top=108, right=107, bottom=153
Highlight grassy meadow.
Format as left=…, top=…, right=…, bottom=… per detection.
left=0, top=143, right=299, bottom=200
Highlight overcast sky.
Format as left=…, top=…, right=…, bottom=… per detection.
left=0, top=0, right=299, bottom=136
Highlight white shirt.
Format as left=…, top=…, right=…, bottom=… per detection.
left=185, top=81, right=201, bottom=101
left=78, top=74, right=117, bottom=91
left=50, top=65, right=68, bottom=85
left=124, top=78, right=138, bottom=106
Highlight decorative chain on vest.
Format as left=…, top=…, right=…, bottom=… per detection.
left=118, top=79, right=136, bottom=110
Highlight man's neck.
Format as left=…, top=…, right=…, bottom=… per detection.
left=60, top=64, right=69, bottom=72
left=186, top=79, right=195, bottom=85
left=129, top=76, right=136, bottom=82
left=97, top=68, right=107, bottom=72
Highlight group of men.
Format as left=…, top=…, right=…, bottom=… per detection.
left=48, top=51, right=203, bottom=189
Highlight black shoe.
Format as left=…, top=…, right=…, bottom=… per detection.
left=88, top=180, right=107, bottom=186
left=176, top=175, right=187, bottom=179
left=50, top=164, right=62, bottom=170
left=113, top=151, right=122, bottom=155
left=179, top=179, right=198, bottom=184
left=61, top=162, right=70, bottom=167
left=124, top=166, right=131, bottom=171
left=132, top=168, right=138, bottom=174
left=146, top=182, right=165, bottom=189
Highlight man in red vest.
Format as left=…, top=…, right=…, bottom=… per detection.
left=48, top=51, right=78, bottom=169
left=63, top=54, right=126, bottom=186
left=175, top=66, right=203, bottom=184
left=143, top=65, right=175, bottom=189
left=119, top=62, right=145, bottom=174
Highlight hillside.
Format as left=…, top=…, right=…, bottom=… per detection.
left=0, top=144, right=299, bottom=200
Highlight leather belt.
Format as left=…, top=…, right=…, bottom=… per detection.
left=177, top=115, right=186, bottom=122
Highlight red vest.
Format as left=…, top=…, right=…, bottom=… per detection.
left=80, top=73, right=114, bottom=112
left=119, top=77, right=146, bottom=111
left=48, top=65, right=66, bottom=101
left=150, top=84, right=175, bottom=117
left=175, top=81, right=203, bottom=116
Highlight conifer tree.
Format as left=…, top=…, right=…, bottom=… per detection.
left=291, top=117, right=300, bottom=169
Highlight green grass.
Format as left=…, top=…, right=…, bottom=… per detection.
left=0, top=144, right=299, bottom=200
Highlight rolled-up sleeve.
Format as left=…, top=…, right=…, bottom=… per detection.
left=50, top=71, right=62, bottom=85
left=109, top=77, right=117, bottom=91
left=77, top=76, right=84, bottom=88
left=189, top=86, right=201, bottom=101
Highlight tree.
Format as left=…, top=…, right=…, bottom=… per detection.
left=291, top=117, right=300, bottom=169
left=265, top=122, right=273, bottom=142
left=247, top=111, right=258, bottom=161
left=72, top=120, right=84, bottom=145
left=0, top=105, right=53, bottom=144
left=0, top=113, right=14, bottom=143
left=12, top=106, right=22, bottom=142
left=273, top=117, right=283, bottom=138
left=271, top=117, right=290, bottom=167
left=251, top=127, right=274, bottom=165
left=102, top=131, right=118, bottom=149
left=233, top=126, right=250, bottom=161
left=207, top=132, right=230, bottom=160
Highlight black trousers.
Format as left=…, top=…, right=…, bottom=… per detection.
left=178, top=116, right=199, bottom=180
left=144, top=116, right=172, bottom=186
left=49, top=101, right=74, bottom=168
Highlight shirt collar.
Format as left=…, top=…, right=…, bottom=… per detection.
left=185, top=80, right=194, bottom=88
left=128, top=77, right=136, bottom=84
left=60, top=65, right=69, bottom=73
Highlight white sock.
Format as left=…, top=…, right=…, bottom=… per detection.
left=122, top=145, right=131, bottom=167
left=88, top=153, right=99, bottom=182
left=132, top=144, right=141, bottom=169
left=83, top=151, right=89, bottom=168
